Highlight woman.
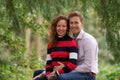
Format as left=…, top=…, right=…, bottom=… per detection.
left=33, top=15, right=78, bottom=80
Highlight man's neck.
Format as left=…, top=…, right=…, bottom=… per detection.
left=73, top=33, right=79, bottom=39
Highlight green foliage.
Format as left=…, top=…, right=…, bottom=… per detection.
left=0, top=26, right=27, bottom=80
left=96, top=59, right=120, bottom=80
left=93, top=0, right=120, bottom=64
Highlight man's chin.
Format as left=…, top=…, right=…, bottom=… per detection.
left=72, top=31, right=78, bottom=33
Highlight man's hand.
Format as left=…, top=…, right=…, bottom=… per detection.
left=53, top=62, right=65, bottom=71
left=33, top=72, right=45, bottom=80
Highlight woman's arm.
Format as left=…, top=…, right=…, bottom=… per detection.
left=56, top=40, right=78, bottom=75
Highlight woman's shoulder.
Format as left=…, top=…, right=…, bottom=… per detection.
left=65, top=34, right=74, bottom=40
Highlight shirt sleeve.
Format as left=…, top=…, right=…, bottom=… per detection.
left=75, top=37, right=98, bottom=73
left=45, top=44, right=53, bottom=76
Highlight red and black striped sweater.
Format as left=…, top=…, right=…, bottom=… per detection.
left=46, top=34, right=78, bottom=76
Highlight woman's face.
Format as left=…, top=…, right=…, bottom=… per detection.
left=56, top=19, right=67, bottom=36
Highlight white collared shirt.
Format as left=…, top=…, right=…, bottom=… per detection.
left=73, top=30, right=99, bottom=74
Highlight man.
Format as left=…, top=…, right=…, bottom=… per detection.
left=55, top=11, right=99, bottom=80
left=33, top=11, right=99, bottom=80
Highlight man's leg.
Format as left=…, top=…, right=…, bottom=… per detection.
left=57, top=72, right=96, bottom=80
left=33, top=70, right=44, bottom=78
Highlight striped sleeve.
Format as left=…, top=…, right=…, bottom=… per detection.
left=57, top=40, right=78, bottom=75
left=45, top=43, right=53, bottom=76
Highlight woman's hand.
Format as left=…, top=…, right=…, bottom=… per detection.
left=47, top=71, right=56, bottom=80
left=53, top=62, right=65, bottom=71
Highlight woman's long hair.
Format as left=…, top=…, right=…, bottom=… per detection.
left=49, top=15, right=69, bottom=47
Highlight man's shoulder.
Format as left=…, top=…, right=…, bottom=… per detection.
left=83, top=32, right=95, bottom=39
left=82, top=31, right=97, bottom=43
left=82, top=31, right=98, bottom=49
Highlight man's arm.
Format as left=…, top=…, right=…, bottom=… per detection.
left=75, top=37, right=98, bottom=73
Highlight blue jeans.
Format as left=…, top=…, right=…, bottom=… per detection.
left=56, top=72, right=96, bottom=80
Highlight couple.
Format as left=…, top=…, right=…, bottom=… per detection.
left=33, top=11, right=99, bottom=80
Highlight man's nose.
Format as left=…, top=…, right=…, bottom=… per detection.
left=72, top=23, right=76, bottom=27
left=59, top=26, right=63, bottom=29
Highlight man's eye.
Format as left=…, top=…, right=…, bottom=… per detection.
left=75, top=22, right=78, bottom=24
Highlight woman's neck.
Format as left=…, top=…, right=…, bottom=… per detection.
left=58, top=34, right=66, bottom=38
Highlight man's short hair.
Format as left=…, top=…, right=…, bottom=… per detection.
left=68, top=11, right=84, bottom=24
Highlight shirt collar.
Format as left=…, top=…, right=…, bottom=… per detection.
left=75, top=29, right=84, bottom=40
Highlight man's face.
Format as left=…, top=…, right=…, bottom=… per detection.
left=69, top=16, right=83, bottom=35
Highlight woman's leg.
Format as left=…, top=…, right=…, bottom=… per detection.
left=33, top=70, right=44, bottom=78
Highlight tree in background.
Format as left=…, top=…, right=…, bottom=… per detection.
left=93, top=0, right=120, bottom=64
left=0, top=0, right=120, bottom=80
